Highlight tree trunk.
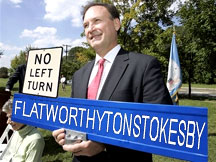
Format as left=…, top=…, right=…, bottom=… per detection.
left=188, top=67, right=192, bottom=99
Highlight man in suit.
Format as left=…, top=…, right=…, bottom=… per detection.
left=5, top=53, right=27, bottom=93
left=53, top=2, right=173, bottom=162
left=5, top=64, right=26, bottom=93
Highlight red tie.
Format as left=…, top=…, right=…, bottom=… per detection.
left=87, top=59, right=105, bottom=99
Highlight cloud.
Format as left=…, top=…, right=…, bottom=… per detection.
left=20, top=26, right=57, bottom=39
left=0, top=25, right=87, bottom=68
left=0, top=42, right=22, bottom=51
left=71, top=37, right=86, bottom=47
left=9, top=0, right=23, bottom=7
left=43, top=0, right=89, bottom=27
left=0, top=42, right=23, bottom=68
left=20, top=26, right=86, bottom=48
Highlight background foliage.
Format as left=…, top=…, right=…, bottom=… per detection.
left=0, top=67, right=8, bottom=78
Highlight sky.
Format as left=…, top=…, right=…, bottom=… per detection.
left=0, top=0, right=89, bottom=68
left=0, top=0, right=185, bottom=68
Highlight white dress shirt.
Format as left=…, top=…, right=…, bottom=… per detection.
left=88, top=44, right=121, bottom=99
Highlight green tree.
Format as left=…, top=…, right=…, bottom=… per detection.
left=115, top=0, right=174, bottom=52
left=177, top=0, right=216, bottom=84
left=0, top=67, right=8, bottom=78
left=61, top=46, right=95, bottom=79
left=10, top=50, right=26, bottom=71
left=153, top=27, right=174, bottom=78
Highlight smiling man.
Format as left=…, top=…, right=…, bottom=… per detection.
left=83, top=4, right=120, bottom=57
left=52, top=2, right=172, bottom=162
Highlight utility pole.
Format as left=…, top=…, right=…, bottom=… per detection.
left=62, top=44, right=71, bottom=61
left=62, top=44, right=72, bottom=80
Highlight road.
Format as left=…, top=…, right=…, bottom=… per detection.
left=179, top=87, right=216, bottom=99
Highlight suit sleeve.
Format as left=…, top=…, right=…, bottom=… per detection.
left=5, top=66, right=22, bottom=90
left=142, top=58, right=173, bottom=105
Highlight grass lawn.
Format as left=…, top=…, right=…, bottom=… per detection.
left=182, top=83, right=216, bottom=88
left=0, top=79, right=215, bottom=161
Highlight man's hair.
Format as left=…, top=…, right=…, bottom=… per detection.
left=82, top=2, right=120, bottom=20
left=2, top=99, right=13, bottom=114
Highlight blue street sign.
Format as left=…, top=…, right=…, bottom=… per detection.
left=12, top=93, right=208, bottom=162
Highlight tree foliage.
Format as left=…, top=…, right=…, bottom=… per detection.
left=0, top=67, right=8, bottom=78
left=177, top=0, right=216, bottom=84
left=61, top=46, right=95, bottom=80
left=10, top=51, right=26, bottom=70
left=115, top=0, right=174, bottom=52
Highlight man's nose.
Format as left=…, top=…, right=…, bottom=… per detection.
left=87, top=23, right=95, bottom=33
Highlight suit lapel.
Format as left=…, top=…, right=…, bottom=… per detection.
left=99, top=49, right=129, bottom=100
left=79, top=61, right=95, bottom=98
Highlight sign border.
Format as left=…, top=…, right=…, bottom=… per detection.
left=23, top=46, right=63, bottom=98
left=12, top=93, right=208, bottom=162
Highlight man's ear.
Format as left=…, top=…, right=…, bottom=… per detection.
left=113, top=18, right=121, bottom=32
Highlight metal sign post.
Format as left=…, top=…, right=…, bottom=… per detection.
left=12, top=93, right=208, bottom=162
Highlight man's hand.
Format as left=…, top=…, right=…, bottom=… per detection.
left=63, top=140, right=105, bottom=156
left=5, top=88, right=10, bottom=92
left=52, top=129, right=105, bottom=157
left=52, top=128, right=66, bottom=146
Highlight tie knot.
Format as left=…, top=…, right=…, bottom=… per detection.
left=98, top=59, right=105, bottom=65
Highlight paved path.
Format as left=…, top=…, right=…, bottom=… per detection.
left=179, top=87, right=216, bottom=98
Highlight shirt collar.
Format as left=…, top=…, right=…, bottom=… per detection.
left=95, top=44, right=121, bottom=64
left=18, top=125, right=34, bottom=137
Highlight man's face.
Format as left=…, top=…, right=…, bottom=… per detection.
left=6, top=111, right=24, bottom=131
left=83, top=6, right=120, bottom=56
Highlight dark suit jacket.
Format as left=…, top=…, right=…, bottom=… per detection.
left=71, top=49, right=173, bottom=162
left=6, top=64, right=26, bottom=93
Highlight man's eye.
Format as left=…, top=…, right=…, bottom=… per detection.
left=95, top=19, right=100, bottom=23
left=84, top=24, right=88, bottom=28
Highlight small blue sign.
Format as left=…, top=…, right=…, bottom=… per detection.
left=12, top=93, right=208, bottom=162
